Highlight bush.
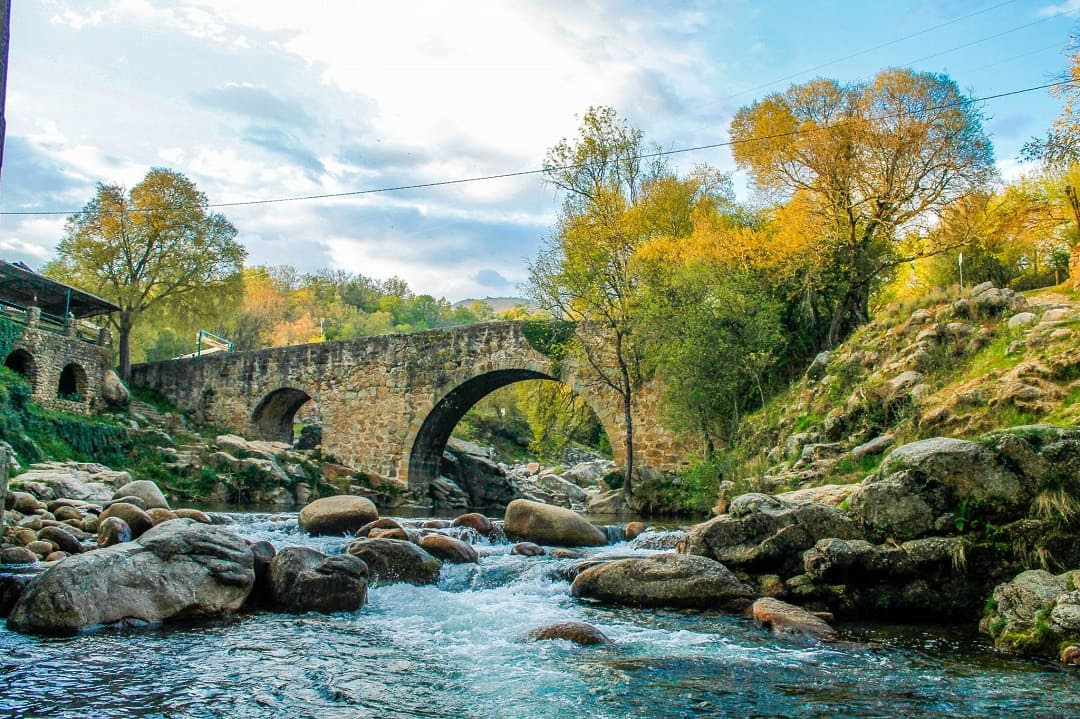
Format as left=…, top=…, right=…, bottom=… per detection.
left=632, top=455, right=729, bottom=516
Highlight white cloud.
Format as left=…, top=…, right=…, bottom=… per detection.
left=1039, top=1, right=1080, bottom=17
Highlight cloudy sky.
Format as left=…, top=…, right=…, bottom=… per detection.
left=1, top=0, right=1077, bottom=301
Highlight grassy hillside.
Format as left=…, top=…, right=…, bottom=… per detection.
left=730, top=283, right=1080, bottom=494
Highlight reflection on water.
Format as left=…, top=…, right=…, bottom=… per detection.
left=0, top=511, right=1075, bottom=719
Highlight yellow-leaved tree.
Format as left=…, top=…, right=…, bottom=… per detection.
left=45, top=168, right=246, bottom=379
left=730, top=68, right=996, bottom=346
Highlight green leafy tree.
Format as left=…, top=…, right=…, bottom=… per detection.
left=45, top=168, right=245, bottom=379
left=641, top=264, right=783, bottom=454
left=528, top=107, right=665, bottom=504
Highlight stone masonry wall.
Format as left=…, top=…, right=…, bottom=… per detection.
left=4, top=309, right=112, bottom=414
left=130, top=321, right=694, bottom=488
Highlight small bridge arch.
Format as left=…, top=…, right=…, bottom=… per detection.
left=251, top=387, right=315, bottom=444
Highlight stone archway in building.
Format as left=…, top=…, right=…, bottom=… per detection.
left=4, top=348, right=36, bottom=389
left=251, top=387, right=315, bottom=444
left=57, top=362, right=87, bottom=400
left=405, top=368, right=618, bottom=492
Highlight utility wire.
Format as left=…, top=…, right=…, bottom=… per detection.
left=722, top=0, right=1020, bottom=101
left=0, top=78, right=1073, bottom=218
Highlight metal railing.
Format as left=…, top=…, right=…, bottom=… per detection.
left=0, top=299, right=110, bottom=345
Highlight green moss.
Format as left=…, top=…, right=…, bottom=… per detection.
left=521, top=320, right=575, bottom=376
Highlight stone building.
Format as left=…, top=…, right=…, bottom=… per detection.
left=0, top=260, right=117, bottom=413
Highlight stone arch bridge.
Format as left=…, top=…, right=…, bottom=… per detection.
left=130, top=321, right=690, bottom=491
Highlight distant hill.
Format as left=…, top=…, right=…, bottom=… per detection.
left=453, top=297, right=538, bottom=314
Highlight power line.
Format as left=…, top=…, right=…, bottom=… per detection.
left=0, top=78, right=1073, bottom=218
left=723, top=0, right=1021, bottom=102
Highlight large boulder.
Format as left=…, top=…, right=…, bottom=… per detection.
left=345, top=538, right=441, bottom=585
left=849, top=436, right=1029, bottom=539
left=113, top=480, right=170, bottom=510
left=13, top=466, right=118, bottom=503
left=981, top=568, right=1080, bottom=658
left=101, top=369, right=131, bottom=407
left=7, top=519, right=254, bottom=635
left=586, top=489, right=628, bottom=515
left=442, top=439, right=521, bottom=507
left=268, top=546, right=368, bottom=613
left=678, top=493, right=859, bottom=574
left=504, top=499, right=607, bottom=547
left=571, top=553, right=754, bottom=610
left=298, top=496, right=378, bottom=536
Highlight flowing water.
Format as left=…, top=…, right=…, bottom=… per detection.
left=0, top=511, right=1076, bottom=718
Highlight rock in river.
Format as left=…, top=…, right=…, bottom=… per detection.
left=299, top=496, right=379, bottom=536
left=526, top=621, right=611, bottom=646
left=345, top=537, right=441, bottom=585
left=752, top=597, right=837, bottom=642
left=7, top=519, right=254, bottom=635
left=268, top=546, right=368, bottom=613
left=418, top=534, right=478, bottom=564
left=504, top=499, right=607, bottom=547
left=571, top=553, right=753, bottom=611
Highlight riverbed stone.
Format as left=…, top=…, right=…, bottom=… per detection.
left=1, top=547, right=37, bottom=565
left=107, top=495, right=148, bottom=511
left=7, top=519, right=255, bottom=635
left=26, top=541, right=54, bottom=557
left=511, top=542, right=545, bottom=556
left=298, top=495, right=379, bottom=536
left=752, top=597, right=837, bottom=642
left=173, top=508, right=213, bottom=524
left=504, top=499, right=607, bottom=547
left=451, top=513, right=497, bottom=539
left=571, top=553, right=754, bottom=610
left=268, top=546, right=368, bottom=614
left=147, top=508, right=179, bottom=525
left=526, top=621, right=611, bottom=645
left=37, top=526, right=83, bottom=555
left=97, top=516, right=132, bottom=548
left=113, top=480, right=170, bottom=510
left=418, top=534, right=478, bottom=564
left=355, top=518, right=405, bottom=538
left=98, top=502, right=154, bottom=539
left=345, top=537, right=441, bottom=585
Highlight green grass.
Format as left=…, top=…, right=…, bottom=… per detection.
left=832, top=452, right=885, bottom=479
left=130, top=385, right=180, bottom=414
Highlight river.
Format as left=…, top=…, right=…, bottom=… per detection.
left=1, top=511, right=1076, bottom=718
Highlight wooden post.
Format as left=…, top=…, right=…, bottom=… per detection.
left=0, top=444, right=9, bottom=530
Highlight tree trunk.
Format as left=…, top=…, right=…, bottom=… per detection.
left=118, top=315, right=133, bottom=382
left=616, top=333, right=634, bottom=507
left=1065, top=184, right=1080, bottom=236
left=827, top=282, right=871, bottom=348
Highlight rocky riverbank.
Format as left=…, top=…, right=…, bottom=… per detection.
left=3, top=425, right=1079, bottom=666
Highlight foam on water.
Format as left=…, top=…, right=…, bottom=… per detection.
left=0, top=510, right=1076, bottom=718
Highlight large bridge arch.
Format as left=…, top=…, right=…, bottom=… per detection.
left=403, top=368, right=622, bottom=491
